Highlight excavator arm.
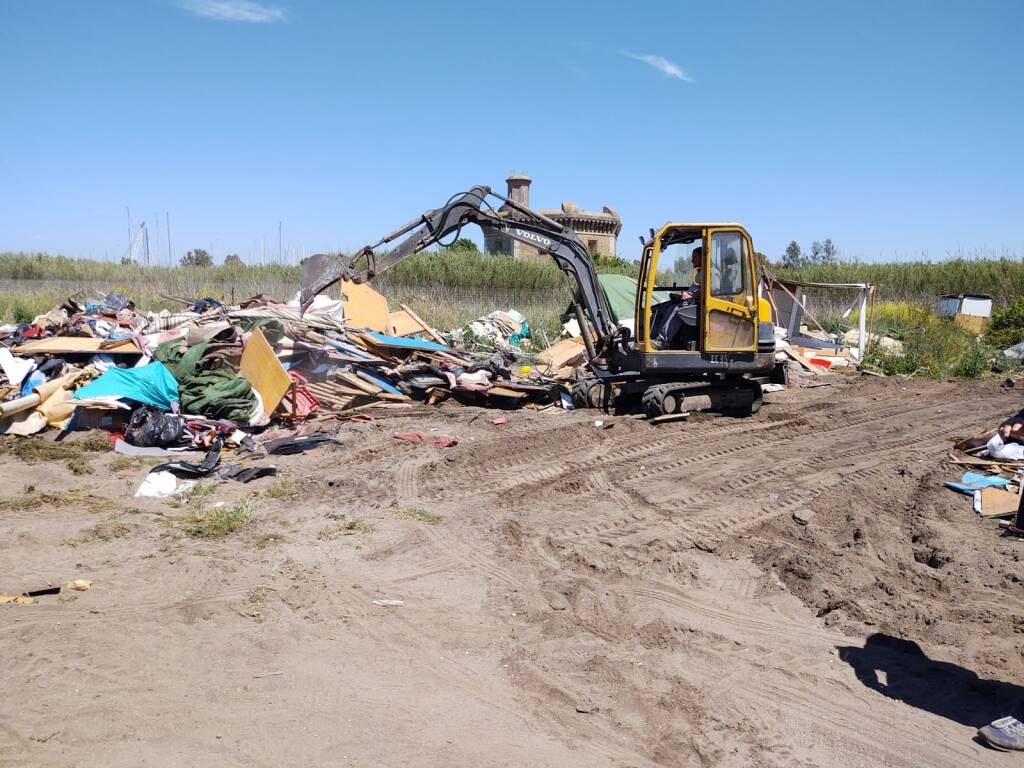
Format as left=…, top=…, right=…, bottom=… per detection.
left=300, top=185, right=620, bottom=363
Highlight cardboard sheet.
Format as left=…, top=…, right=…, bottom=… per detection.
left=13, top=337, right=142, bottom=355
left=976, top=486, right=1022, bottom=518
left=240, top=327, right=291, bottom=413
left=538, top=338, right=586, bottom=371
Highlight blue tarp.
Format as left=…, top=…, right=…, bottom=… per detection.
left=361, top=331, right=451, bottom=352
left=74, top=361, right=179, bottom=410
left=944, top=471, right=1010, bottom=495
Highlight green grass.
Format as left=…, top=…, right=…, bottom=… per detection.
left=110, top=456, right=157, bottom=472
left=776, top=254, right=1024, bottom=301
left=0, top=488, right=112, bottom=514
left=181, top=497, right=255, bottom=539
left=0, top=432, right=110, bottom=464
left=65, top=458, right=95, bottom=475
left=317, top=518, right=373, bottom=539
left=851, top=300, right=996, bottom=378
left=254, top=532, right=285, bottom=548
left=392, top=506, right=443, bottom=525
left=262, top=479, right=298, bottom=500
left=986, top=298, right=1024, bottom=349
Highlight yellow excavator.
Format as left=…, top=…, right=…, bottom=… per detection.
left=300, top=185, right=777, bottom=417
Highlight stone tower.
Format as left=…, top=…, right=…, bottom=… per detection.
left=483, top=172, right=621, bottom=262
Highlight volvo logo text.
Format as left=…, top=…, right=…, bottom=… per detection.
left=514, top=229, right=551, bottom=247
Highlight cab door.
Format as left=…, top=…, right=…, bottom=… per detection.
left=702, top=229, right=757, bottom=352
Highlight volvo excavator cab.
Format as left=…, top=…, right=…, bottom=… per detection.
left=299, top=185, right=777, bottom=420
left=636, top=224, right=771, bottom=357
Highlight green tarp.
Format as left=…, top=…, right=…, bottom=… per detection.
left=593, top=274, right=671, bottom=325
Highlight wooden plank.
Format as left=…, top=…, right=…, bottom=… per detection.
left=342, top=279, right=392, bottom=334
left=949, top=453, right=1013, bottom=468
left=13, top=337, right=141, bottom=355
left=338, top=371, right=382, bottom=395
left=239, top=327, right=292, bottom=412
left=650, top=412, right=691, bottom=424
left=487, top=386, right=527, bottom=398
left=782, top=346, right=820, bottom=374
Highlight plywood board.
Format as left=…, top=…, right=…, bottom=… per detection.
left=342, top=280, right=392, bottom=334
left=388, top=309, right=423, bottom=337
left=13, top=337, right=141, bottom=355
left=239, top=327, right=291, bottom=412
left=978, top=486, right=1021, bottom=518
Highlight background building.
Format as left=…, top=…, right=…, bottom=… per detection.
left=483, top=173, right=622, bottom=261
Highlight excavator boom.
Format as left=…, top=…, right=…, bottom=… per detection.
left=300, top=185, right=619, bottom=360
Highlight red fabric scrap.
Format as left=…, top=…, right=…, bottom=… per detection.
left=393, top=432, right=457, bottom=448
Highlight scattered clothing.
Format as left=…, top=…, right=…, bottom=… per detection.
left=263, top=432, right=339, bottom=455
left=394, top=431, right=457, bottom=448
left=149, top=439, right=224, bottom=478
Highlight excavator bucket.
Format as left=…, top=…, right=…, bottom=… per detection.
left=300, top=253, right=353, bottom=313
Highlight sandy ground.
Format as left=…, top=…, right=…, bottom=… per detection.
left=2, top=375, right=1023, bottom=767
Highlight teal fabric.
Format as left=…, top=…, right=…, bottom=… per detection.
left=74, top=362, right=179, bottom=410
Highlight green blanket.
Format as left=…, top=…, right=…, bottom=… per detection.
left=155, top=340, right=256, bottom=422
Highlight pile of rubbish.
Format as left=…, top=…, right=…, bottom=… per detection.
left=0, top=286, right=573, bottom=491
left=774, top=325, right=862, bottom=380
left=945, top=405, right=1024, bottom=531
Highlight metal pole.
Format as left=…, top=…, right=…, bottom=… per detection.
left=856, top=285, right=868, bottom=360
left=166, top=212, right=172, bottom=266
left=278, top=221, right=282, bottom=264
left=126, top=206, right=132, bottom=261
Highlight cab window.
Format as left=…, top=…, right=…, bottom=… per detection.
left=709, top=232, right=749, bottom=299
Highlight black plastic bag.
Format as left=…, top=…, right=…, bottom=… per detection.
left=125, top=406, right=189, bottom=448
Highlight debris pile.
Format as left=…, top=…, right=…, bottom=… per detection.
left=946, top=407, right=1024, bottom=531
left=777, top=325, right=860, bottom=379
left=0, top=286, right=570, bottom=485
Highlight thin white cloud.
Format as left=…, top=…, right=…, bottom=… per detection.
left=624, top=51, right=692, bottom=82
left=175, top=0, right=286, bottom=23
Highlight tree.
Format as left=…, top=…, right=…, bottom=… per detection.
left=180, top=248, right=212, bottom=268
left=445, top=237, right=479, bottom=252
left=223, top=254, right=244, bottom=267
left=821, top=239, right=838, bottom=264
left=782, top=241, right=803, bottom=269
left=808, top=241, right=824, bottom=265
left=120, top=256, right=137, bottom=265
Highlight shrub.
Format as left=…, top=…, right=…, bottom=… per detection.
left=986, top=299, right=1024, bottom=350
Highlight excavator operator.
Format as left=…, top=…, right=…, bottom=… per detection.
left=652, top=246, right=702, bottom=349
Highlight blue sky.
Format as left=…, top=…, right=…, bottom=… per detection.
left=1, top=0, right=1022, bottom=265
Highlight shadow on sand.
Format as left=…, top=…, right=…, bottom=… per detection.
left=838, top=633, right=1024, bottom=728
